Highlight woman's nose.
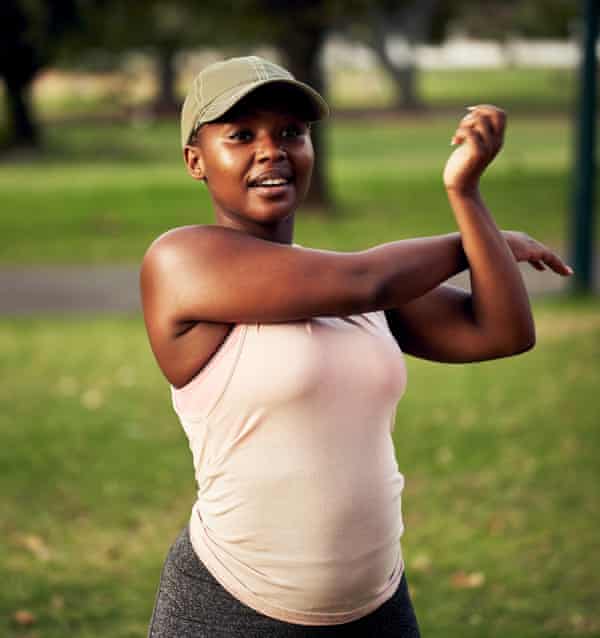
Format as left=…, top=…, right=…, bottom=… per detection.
left=256, top=134, right=286, bottom=162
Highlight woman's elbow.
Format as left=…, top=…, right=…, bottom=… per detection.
left=515, top=333, right=536, bottom=354
left=505, top=323, right=536, bottom=356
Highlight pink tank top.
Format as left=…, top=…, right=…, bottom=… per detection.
left=170, top=296, right=408, bottom=625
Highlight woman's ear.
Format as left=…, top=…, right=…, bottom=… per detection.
left=183, top=145, right=207, bottom=182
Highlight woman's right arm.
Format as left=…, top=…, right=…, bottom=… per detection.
left=140, top=224, right=469, bottom=330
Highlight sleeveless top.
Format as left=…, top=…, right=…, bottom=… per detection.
left=170, top=256, right=408, bottom=626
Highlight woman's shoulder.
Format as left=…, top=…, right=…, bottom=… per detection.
left=141, top=225, right=238, bottom=282
left=143, top=224, right=286, bottom=269
left=144, top=224, right=224, bottom=255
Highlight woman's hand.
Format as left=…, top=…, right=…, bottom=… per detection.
left=503, top=230, right=574, bottom=276
left=443, top=104, right=506, bottom=194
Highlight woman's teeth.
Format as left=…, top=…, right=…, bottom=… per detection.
left=255, top=179, right=288, bottom=187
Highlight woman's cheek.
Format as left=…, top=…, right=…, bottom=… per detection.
left=214, top=143, right=241, bottom=173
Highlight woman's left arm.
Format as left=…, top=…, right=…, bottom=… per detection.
left=385, top=106, right=573, bottom=363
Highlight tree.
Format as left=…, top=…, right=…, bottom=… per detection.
left=83, top=0, right=341, bottom=208
left=84, top=1, right=235, bottom=114
left=346, top=0, right=578, bottom=111
left=447, top=0, right=578, bottom=40
left=255, top=1, right=334, bottom=208
left=0, top=0, right=83, bottom=148
left=83, top=1, right=265, bottom=115
left=367, top=0, right=443, bottom=110
left=237, top=0, right=372, bottom=210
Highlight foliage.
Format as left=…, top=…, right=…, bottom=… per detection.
left=0, top=0, right=87, bottom=145
left=446, top=0, right=579, bottom=40
left=0, top=0, right=83, bottom=78
left=74, top=0, right=253, bottom=60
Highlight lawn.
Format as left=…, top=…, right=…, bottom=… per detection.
left=1, top=63, right=598, bottom=638
left=14, top=66, right=578, bottom=122
left=1, top=296, right=599, bottom=637
left=330, top=67, right=578, bottom=111
left=0, top=113, right=591, bottom=264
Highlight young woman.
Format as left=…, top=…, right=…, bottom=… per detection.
left=141, top=56, right=572, bottom=638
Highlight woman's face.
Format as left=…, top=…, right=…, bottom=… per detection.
left=185, top=95, right=314, bottom=233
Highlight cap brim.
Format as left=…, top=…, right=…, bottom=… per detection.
left=200, top=78, right=329, bottom=126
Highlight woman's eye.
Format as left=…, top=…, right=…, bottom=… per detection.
left=281, top=125, right=303, bottom=139
left=229, top=130, right=252, bottom=141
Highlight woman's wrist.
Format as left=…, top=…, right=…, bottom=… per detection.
left=445, top=182, right=481, bottom=201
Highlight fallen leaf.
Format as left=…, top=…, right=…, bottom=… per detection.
left=13, top=609, right=36, bottom=625
left=51, top=594, right=64, bottom=611
left=411, top=553, right=432, bottom=572
left=451, top=570, right=485, bottom=589
left=17, top=534, right=51, bottom=561
left=487, top=513, right=506, bottom=534
left=81, top=388, right=104, bottom=410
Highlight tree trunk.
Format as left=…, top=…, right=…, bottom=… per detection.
left=370, top=34, right=421, bottom=110
left=154, top=45, right=178, bottom=114
left=370, top=0, right=440, bottom=111
left=397, top=65, right=419, bottom=110
left=279, top=28, right=331, bottom=211
left=4, top=78, right=38, bottom=148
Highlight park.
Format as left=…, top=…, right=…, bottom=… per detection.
left=1, top=2, right=598, bottom=636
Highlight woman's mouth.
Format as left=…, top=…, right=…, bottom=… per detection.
left=248, top=174, right=294, bottom=197
left=252, top=177, right=290, bottom=187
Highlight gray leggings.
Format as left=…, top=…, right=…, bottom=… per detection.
left=148, top=525, right=421, bottom=638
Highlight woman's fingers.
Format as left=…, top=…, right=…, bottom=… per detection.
left=467, top=105, right=507, bottom=137
left=451, top=110, right=502, bottom=157
left=505, top=231, right=574, bottom=276
left=543, top=251, right=574, bottom=276
left=470, top=115, right=496, bottom=156
left=445, top=104, right=507, bottom=191
left=529, top=259, right=546, bottom=271
left=528, top=247, right=574, bottom=276
left=451, top=123, right=488, bottom=150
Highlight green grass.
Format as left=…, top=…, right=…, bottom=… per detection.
left=22, top=67, right=579, bottom=120
left=0, top=113, right=591, bottom=264
left=330, top=67, right=578, bottom=111
left=1, top=296, right=599, bottom=637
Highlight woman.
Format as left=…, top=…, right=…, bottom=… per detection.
left=141, top=56, right=572, bottom=637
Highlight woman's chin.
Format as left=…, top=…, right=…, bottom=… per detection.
left=247, top=199, right=298, bottom=223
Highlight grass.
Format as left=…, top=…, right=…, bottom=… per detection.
left=329, top=67, right=578, bottom=111
left=1, top=64, right=598, bottom=637
left=0, top=113, right=591, bottom=264
left=1, top=296, right=599, bottom=637
left=23, top=66, right=579, bottom=119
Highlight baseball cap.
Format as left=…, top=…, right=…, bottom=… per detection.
left=180, top=56, right=329, bottom=148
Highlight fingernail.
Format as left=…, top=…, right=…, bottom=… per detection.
left=466, top=106, right=477, bottom=110
left=566, top=266, right=574, bottom=274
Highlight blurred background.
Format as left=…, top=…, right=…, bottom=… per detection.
left=1, top=1, right=598, bottom=637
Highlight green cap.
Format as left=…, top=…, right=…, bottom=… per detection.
left=180, top=55, right=329, bottom=148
